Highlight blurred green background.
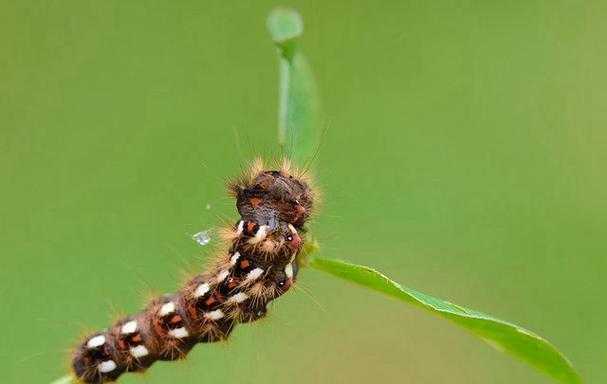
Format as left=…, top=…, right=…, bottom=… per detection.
left=1, top=1, right=606, bottom=383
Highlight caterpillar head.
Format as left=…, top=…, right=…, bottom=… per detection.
left=230, top=161, right=315, bottom=229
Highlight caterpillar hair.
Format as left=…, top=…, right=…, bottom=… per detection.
left=71, top=159, right=316, bottom=383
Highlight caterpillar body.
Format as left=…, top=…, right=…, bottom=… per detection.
left=71, top=159, right=315, bottom=383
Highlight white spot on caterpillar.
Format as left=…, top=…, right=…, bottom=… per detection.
left=205, top=309, right=225, bottom=320
left=235, top=220, right=244, bottom=236
left=121, top=320, right=137, bottom=335
left=98, top=360, right=117, bottom=373
left=288, top=223, right=297, bottom=234
left=130, top=345, right=149, bottom=358
left=246, top=268, right=264, bottom=282
left=159, top=302, right=175, bottom=316
left=86, top=335, right=106, bottom=349
left=227, top=292, right=249, bottom=304
left=194, top=283, right=210, bottom=298
left=285, top=263, right=294, bottom=278
left=216, top=270, right=229, bottom=283
left=249, top=225, right=269, bottom=244
left=168, top=327, right=189, bottom=339
left=230, top=252, right=240, bottom=266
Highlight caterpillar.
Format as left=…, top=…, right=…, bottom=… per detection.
left=71, top=159, right=316, bottom=383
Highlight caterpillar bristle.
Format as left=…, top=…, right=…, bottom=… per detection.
left=71, top=159, right=317, bottom=383
left=227, top=157, right=265, bottom=199
left=248, top=157, right=266, bottom=182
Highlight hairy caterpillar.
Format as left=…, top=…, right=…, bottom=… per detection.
left=71, top=159, right=316, bottom=383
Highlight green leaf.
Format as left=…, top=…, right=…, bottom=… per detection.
left=309, top=257, right=582, bottom=384
left=267, top=7, right=320, bottom=167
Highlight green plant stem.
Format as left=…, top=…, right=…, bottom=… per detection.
left=267, top=7, right=319, bottom=166
left=50, top=375, right=72, bottom=384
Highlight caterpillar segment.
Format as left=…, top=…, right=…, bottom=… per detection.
left=71, top=160, right=315, bottom=383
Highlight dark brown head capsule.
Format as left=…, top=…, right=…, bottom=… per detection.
left=234, top=168, right=313, bottom=229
